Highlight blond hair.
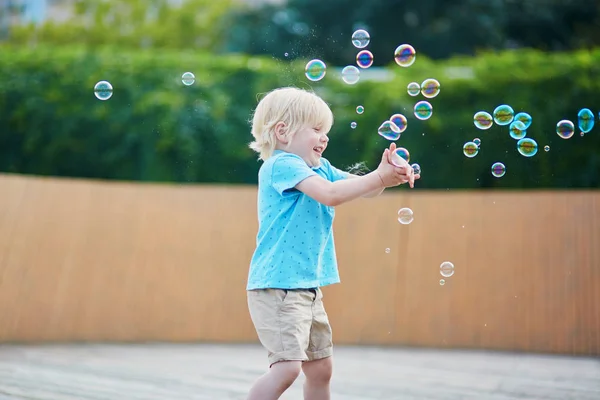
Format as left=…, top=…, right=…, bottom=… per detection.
left=249, top=87, right=334, bottom=161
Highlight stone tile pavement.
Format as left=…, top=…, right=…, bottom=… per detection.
left=0, top=343, right=598, bottom=400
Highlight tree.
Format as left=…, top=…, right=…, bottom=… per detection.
left=223, top=0, right=600, bottom=64
left=8, top=0, right=234, bottom=52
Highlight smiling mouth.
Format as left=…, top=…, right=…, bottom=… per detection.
left=313, top=147, right=324, bottom=155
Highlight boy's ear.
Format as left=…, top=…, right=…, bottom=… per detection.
left=274, top=122, right=289, bottom=143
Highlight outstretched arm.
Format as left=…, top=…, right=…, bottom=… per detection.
left=348, top=173, right=385, bottom=198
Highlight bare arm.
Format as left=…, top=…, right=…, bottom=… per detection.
left=295, top=172, right=386, bottom=207
left=347, top=173, right=385, bottom=198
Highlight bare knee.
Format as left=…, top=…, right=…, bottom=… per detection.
left=270, top=360, right=302, bottom=389
left=302, top=357, right=333, bottom=386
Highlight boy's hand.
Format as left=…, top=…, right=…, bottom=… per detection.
left=376, top=143, right=412, bottom=188
left=385, top=143, right=421, bottom=188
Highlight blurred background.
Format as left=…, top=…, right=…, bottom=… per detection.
left=0, top=0, right=599, bottom=363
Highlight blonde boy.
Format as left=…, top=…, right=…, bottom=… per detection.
left=246, top=87, right=418, bottom=400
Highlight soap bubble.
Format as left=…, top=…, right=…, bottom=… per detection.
left=356, top=50, right=374, bottom=68
left=517, top=138, right=538, bottom=157
left=411, top=163, right=421, bottom=175
left=352, top=29, right=370, bottom=49
left=391, top=147, right=410, bottom=165
left=421, top=78, right=440, bottom=98
left=473, top=111, right=493, bottom=130
left=514, top=112, right=532, bottom=129
left=181, top=72, right=195, bottom=86
left=397, top=208, right=414, bottom=225
left=378, top=121, right=401, bottom=141
left=350, top=121, right=357, bottom=129
left=407, top=82, right=420, bottom=97
left=414, top=101, right=433, bottom=120
left=556, top=120, right=575, bottom=139
left=509, top=120, right=527, bottom=140
left=463, top=141, right=479, bottom=158
left=491, top=162, right=506, bottom=178
left=493, top=105, right=515, bottom=126
left=577, top=108, right=594, bottom=133
left=389, top=113, right=408, bottom=133
left=440, top=261, right=455, bottom=278
left=356, top=105, right=365, bottom=114
left=305, top=59, right=327, bottom=81
left=394, top=44, right=416, bottom=67
left=94, top=80, right=113, bottom=100
left=341, top=65, right=360, bottom=85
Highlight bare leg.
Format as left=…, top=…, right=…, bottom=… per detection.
left=247, top=360, right=302, bottom=400
left=302, top=357, right=332, bottom=400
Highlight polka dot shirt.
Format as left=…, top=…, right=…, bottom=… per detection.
left=247, top=150, right=348, bottom=290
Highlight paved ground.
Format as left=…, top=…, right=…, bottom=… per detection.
left=0, top=343, right=598, bottom=400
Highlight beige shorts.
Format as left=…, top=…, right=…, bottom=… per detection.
left=247, top=288, right=333, bottom=366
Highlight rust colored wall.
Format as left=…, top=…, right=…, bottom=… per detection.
left=0, top=174, right=598, bottom=355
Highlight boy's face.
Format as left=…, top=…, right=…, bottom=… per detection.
left=286, top=124, right=330, bottom=167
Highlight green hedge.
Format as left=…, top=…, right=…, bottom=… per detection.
left=1, top=44, right=598, bottom=189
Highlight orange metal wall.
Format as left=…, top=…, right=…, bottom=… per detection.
left=0, top=173, right=598, bottom=355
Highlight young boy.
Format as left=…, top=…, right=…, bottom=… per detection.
left=246, top=87, right=419, bottom=400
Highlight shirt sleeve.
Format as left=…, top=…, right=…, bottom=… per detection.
left=321, top=158, right=349, bottom=182
left=270, top=153, right=317, bottom=195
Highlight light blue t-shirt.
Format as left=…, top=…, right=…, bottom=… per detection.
left=247, top=150, right=349, bottom=290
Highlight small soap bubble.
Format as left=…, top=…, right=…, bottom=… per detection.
left=473, top=138, right=481, bottom=147
left=439, top=279, right=446, bottom=286
left=421, top=78, right=440, bottom=98
left=440, top=261, right=455, bottom=278
left=378, top=120, right=401, bottom=141
left=493, top=105, right=515, bottom=126
left=350, top=121, right=357, bottom=129
left=473, top=111, right=493, bottom=130
left=181, top=72, right=196, bottom=86
left=391, top=147, right=410, bottom=166
left=411, top=163, right=421, bottom=175
left=580, top=131, right=585, bottom=137
left=514, top=112, right=532, bottom=129
left=389, top=113, right=408, bottom=133
left=414, top=101, right=433, bottom=120
left=284, top=52, right=289, bottom=57
left=305, top=59, right=327, bottom=82
left=394, top=44, right=416, bottom=67
left=577, top=108, right=594, bottom=133
left=491, top=162, right=506, bottom=178
left=352, top=29, right=370, bottom=49
left=407, top=82, right=421, bottom=97
left=463, top=141, right=479, bottom=158
left=517, top=138, right=538, bottom=157
left=509, top=120, right=527, bottom=140
left=397, top=208, right=414, bottom=225
left=341, top=65, right=360, bottom=85
left=556, top=120, right=575, bottom=139
left=94, top=80, right=113, bottom=100
left=385, top=248, right=391, bottom=254
left=544, top=145, right=550, bottom=152
left=356, top=105, right=365, bottom=114
left=356, top=50, right=374, bottom=68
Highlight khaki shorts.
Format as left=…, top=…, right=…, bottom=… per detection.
left=247, top=288, right=333, bottom=366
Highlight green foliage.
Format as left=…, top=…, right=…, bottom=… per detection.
left=8, top=0, right=234, bottom=52
left=0, top=44, right=599, bottom=189
left=224, top=0, right=600, bottom=65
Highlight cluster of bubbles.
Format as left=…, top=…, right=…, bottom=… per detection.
left=557, top=108, right=595, bottom=139
left=470, top=105, right=539, bottom=177
left=469, top=104, right=596, bottom=178
left=406, top=79, right=441, bottom=100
